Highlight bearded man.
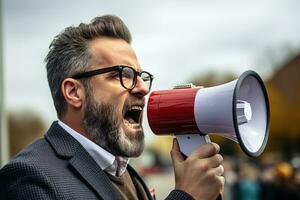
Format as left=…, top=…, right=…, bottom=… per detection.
left=0, top=15, right=224, bottom=200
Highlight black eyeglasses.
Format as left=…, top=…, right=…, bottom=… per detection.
left=71, top=65, right=154, bottom=91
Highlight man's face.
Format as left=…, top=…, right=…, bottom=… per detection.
left=83, top=37, right=149, bottom=157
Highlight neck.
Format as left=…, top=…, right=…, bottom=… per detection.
left=60, top=112, right=92, bottom=140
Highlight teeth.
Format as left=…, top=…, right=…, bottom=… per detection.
left=124, top=120, right=134, bottom=128
left=124, top=119, right=140, bottom=129
left=129, top=106, right=143, bottom=111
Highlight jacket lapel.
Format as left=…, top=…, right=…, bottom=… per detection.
left=45, top=121, right=121, bottom=200
left=128, top=165, right=153, bottom=200
left=69, top=146, right=121, bottom=200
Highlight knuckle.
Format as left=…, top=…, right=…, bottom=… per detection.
left=192, top=159, right=208, bottom=172
left=216, top=165, right=224, bottom=176
left=207, top=169, right=215, bottom=179
left=216, top=154, right=223, bottom=163
left=220, top=165, right=225, bottom=174
left=199, top=161, right=209, bottom=171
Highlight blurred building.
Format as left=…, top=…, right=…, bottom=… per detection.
left=266, top=54, right=300, bottom=157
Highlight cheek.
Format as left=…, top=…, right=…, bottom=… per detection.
left=90, top=78, right=128, bottom=113
left=94, top=90, right=127, bottom=113
left=111, top=97, right=126, bottom=113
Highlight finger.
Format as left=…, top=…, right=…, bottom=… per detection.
left=189, top=142, right=220, bottom=160
left=170, top=138, right=185, bottom=165
left=214, top=165, right=225, bottom=176
left=205, top=167, right=225, bottom=193
left=216, top=175, right=225, bottom=191
left=207, top=166, right=225, bottom=186
left=218, top=175, right=225, bottom=189
left=199, top=154, right=223, bottom=169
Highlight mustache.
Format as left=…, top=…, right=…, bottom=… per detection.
left=124, top=96, right=145, bottom=109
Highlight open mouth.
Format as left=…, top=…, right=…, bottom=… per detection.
left=123, top=105, right=143, bottom=129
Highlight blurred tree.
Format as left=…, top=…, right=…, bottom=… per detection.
left=8, top=109, right=46, bottom=158
left=190, top=70, right=236, bottom=87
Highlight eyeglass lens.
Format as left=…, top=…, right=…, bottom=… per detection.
left=140, top=72, right=151, bottom=90
left=121, top=67, right=151, bottom=90
left=121, top=67, right=135, bottom=89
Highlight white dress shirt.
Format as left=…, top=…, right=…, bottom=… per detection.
left=58, top=120, right=128, bottom=176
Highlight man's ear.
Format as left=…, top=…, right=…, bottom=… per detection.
left=61, top=78, right=85, bottom=109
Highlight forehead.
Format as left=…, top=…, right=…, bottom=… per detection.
left=87, top=37, right=141, bottom=71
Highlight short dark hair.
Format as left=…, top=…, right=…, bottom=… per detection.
left=45, top=15, right=132, bottom=118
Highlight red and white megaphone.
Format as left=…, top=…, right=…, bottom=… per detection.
left=147, top=70, right=270, bottom=157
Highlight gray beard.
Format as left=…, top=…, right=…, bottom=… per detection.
left=83, top=93, right=145, bottom=157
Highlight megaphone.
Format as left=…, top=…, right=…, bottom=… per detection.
left=147, top=70, right=270, bottom=157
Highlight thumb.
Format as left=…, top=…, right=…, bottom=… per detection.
left=170, top=138, right=185, bottom=165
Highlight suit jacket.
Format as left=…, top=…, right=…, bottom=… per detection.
left=0, top=121, right=194, bottom=200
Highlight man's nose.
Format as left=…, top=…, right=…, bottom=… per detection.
left=130, top=77, right=150, bottom=96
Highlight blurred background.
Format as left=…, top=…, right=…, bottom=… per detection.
left=1, top=0, right=300, bottom=199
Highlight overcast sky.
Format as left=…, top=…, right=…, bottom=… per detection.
left=3, top=0, right=300, bottom=129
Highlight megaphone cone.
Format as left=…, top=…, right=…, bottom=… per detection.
left=147, top=70, right=270, bottom=157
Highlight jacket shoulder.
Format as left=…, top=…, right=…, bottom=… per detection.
left=0, top=143, right=60, bottom=199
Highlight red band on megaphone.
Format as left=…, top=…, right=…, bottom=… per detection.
left=147, top=88, right=200, bottom=135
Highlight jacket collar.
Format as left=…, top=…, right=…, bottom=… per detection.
left=45, top=121, right=122, bottom=200
left=45, top=121, right=80, bottom=158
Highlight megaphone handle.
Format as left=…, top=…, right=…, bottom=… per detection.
left=176, top=134, right=223, bottom=200
left=176, top=133, right=211, bottom=157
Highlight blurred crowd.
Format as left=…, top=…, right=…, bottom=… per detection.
left=136, top=150, right=300, bottom=200
left=223, top=154, right=300, bottom=200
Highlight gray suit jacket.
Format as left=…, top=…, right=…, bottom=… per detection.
left=0, top=121, right=194, bottom=200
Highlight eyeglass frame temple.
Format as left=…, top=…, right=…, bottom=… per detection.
left=71, top=66, right=121, bottom=79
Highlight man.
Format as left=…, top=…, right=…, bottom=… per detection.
left=0, top=15, right=224, bottom=200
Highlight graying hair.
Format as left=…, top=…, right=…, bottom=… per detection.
left=45, top=15, right=132, bottom=118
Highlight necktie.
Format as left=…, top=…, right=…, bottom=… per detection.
left=116, top=157, right=121, bottom=176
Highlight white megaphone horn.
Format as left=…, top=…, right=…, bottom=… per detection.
left=147, top=70, right=270, bottom=157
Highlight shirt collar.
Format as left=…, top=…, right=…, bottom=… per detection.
left=58, top=120, right=129, bottom=176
